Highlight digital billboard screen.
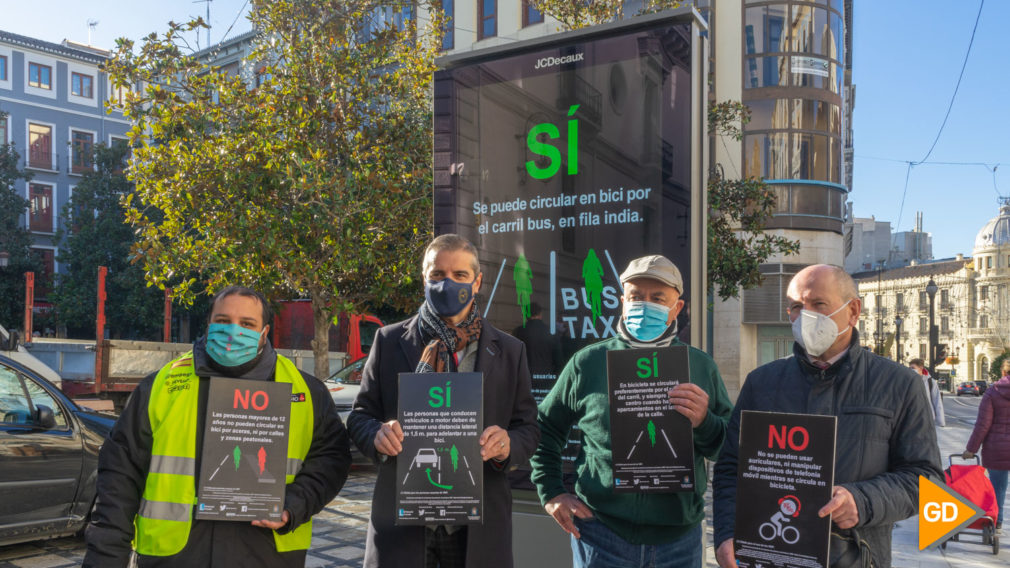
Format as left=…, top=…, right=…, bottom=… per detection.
left=434, top=16, right=697, bottom=471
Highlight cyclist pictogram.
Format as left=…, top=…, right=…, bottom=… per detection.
left=759, top=495, right=801, bottom=544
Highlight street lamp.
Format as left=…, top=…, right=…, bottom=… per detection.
left=894, top=315, right=903, bottom=363
left=926, top=278, right=938, bottom=377
left=875, top=262, right=884, bottom=354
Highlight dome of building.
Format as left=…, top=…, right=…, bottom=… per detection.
left=973, top=201, right=1010, bottom=251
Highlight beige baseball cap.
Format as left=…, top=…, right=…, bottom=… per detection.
left=619, top=255, right=683, bottom=294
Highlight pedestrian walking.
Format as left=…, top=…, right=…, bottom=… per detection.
left=963, top=359, right=1010, bottom=530
left=910, top=358, right=945, bottom=427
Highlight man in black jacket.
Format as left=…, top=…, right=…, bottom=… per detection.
left=347, top=234, right=539, bottom=568
left=84, top=286, right=351, bottom=568
left=713, top=264, right=941, bottom=568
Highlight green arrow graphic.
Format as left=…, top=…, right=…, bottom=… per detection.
left=425, top=468, right=453, bottom=490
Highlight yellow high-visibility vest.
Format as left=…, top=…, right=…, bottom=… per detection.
left=133, top=352, right=314, bottom=556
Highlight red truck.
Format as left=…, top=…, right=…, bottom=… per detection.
left=270, top=299, right=384, bottom=363
left=22, top=268, right=382, bottom=410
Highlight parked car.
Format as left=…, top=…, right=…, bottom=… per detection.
left=323, top=357, right=365, bottom=423
left=0, top=352, right=116, bottom=546
left=973, top=380, right=990, bottom=395
left=957, top=381, right=981, bottom=396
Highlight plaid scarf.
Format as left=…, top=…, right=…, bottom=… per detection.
left=416, top=300, right=483, bottom=373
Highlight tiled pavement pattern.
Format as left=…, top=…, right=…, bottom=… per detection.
left=3, top=443, right=1009, bottom=568
left=0, top=466, right=375, bottom=568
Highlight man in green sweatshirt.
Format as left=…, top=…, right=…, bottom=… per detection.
left=530, top=255, right=732, bottom=568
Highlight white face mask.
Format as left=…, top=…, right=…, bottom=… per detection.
left=791, top=300, right=852, bottom=357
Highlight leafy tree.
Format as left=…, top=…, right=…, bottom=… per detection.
left=529, top=0, right=678, bottom=30
left=53, top=142, right=164, bottom=340
left=0, top=112, right=41, bottom=332
left=990, top=351, right=1010, bottom=382
left=707, top=102, right=800, bottom=300
left=106, top=1, right=444, bottom=378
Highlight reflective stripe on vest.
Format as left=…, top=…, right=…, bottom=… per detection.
left=134, top=353, right=314, bottom=556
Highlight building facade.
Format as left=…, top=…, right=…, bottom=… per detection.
left=844, top=210, right=932, bottom=273
left=711, top=0, right=853, bottom=397
left=0, top=30, right=130, bottom=300
left=855, top=201, right=1010, bottom=386
left=423, top=1, right=853, bottom=397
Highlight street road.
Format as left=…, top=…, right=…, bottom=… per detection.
left=943, top=389, right=982, bottom=423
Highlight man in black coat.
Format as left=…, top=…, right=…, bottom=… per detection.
left=347, top=234, right=539, bottom=568
left=712, top=265, right=942, bottom=568
left=84, top=286, right=351, bottom=567
left=512, top=302, right=563, bottom=397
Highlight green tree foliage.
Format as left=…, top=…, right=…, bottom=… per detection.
left=105, top=1, right=444, bottom=378
left=53, top=142, right=164, bottom=340
left=529, top=0, right=680, bottom=30
left=708, top=102, right=800, bottom=300
left=0, top=112, right=41, bottom=332
left=990, top=351, right=1010, bottom=382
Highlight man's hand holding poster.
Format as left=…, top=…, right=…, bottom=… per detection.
left=607, top=346, right=694, bottom=492
left=734, top=411, right=837, bottom=568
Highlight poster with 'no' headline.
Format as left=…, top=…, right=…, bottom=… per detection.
left=196, top=377, right=291, bottom=522
left=734, top=411, right=837, bottom=568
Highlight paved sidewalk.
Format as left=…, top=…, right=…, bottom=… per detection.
left=882, top=424, right=1008, bottom=568
left=1, top=435, right=1006, bottom=568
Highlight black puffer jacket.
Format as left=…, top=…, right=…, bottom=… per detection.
left=713, top=332, right=942, bottom=567
left=83, top=340, right=351, bottom=568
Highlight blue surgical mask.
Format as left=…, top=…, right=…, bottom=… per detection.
left=206, top=323, right=262, bottom=367
left=425, top=278, right=474, bottom=317
left=623, top=301, right=672, bottom=342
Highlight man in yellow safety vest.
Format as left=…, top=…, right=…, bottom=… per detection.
left=83, top=286, right=351, bottom=567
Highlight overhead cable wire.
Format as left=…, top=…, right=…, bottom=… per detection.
left=887, top=0, right=985, bottom=255
left=913, top=0, right=985, bottom=165
left=218, top=0, right=250, bottom=44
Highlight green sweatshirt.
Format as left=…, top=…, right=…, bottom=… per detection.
left=530, top=336, right=732, bottom=545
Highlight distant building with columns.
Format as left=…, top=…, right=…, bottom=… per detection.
left=853, top=201, right=1010, bottom=386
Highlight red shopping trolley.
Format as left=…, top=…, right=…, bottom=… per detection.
left=939, top=454, right=1000, bottom=554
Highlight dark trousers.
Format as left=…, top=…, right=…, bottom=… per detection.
left=424, top=526, right=467, bottom=568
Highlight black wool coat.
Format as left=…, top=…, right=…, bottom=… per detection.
left=347, top=315, right=540, bottom=568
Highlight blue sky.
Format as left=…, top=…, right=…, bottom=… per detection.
left=5, top=1, right=1006, bottom=260
left=851, top=0, right=1008, bottom=259
left=3, top=0, right=253, bottom=54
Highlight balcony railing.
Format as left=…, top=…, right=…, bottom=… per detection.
left=27, top=151, right=59, bottom=171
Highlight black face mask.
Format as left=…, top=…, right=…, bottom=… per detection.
left=424, top=278, right=474, bottom=317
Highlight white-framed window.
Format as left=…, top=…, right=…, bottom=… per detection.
left=0, top=45, right=12, bottom=91
left=25, top=54, right=57, bottom=99
left=109, top=134, right=130, bottom=170
left=27, top=181, right=56, bottom=234
left=30, top=245, right=58, bottom=296
left=28, top=62, right=51, bottom=89
left=107, top=77, right=131, bottom=108
left=69, top=127, right=97, bottom=174
left=71, top=71, right=93, bottom=98
left=0, top=114, right=8, bottom=145
left=67, top=61, right=99, bottom=107
left=26, top=119, right=56, bottom=170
